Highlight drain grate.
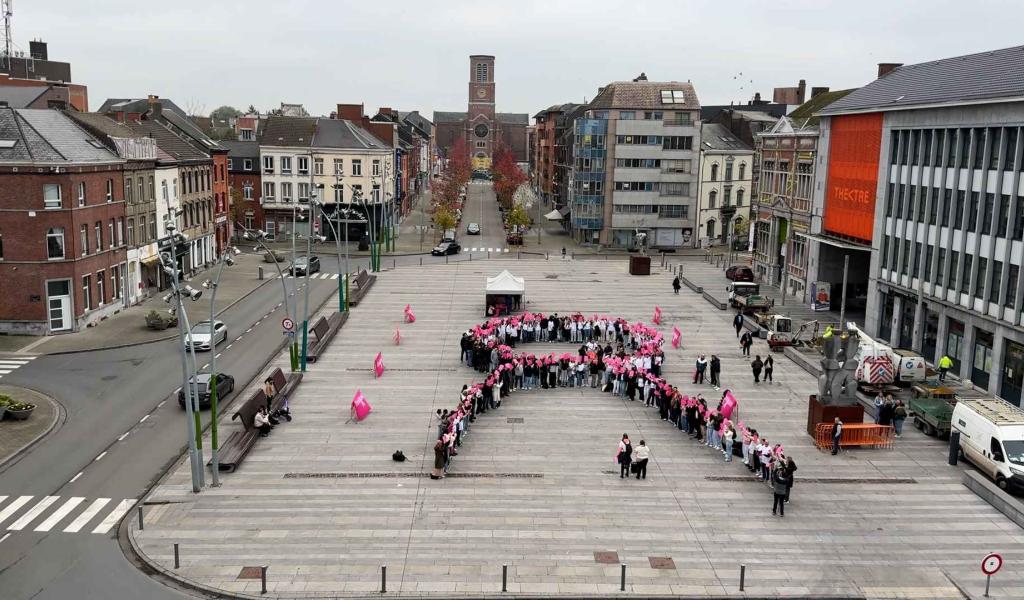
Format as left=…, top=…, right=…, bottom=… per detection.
left=507, top=417, right=524, bottom=424
left=704, top=475, right=917, bottom=484
left=284, top=472, right=543, bottom=479
left=649, top=557, right=676, bottom=570
left=238, top=566, right=263, bottom=580
left=594, top=551, right=619, bottom=564
left=545, top=274, right=559, bottom=279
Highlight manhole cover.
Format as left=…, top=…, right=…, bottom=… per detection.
left=507, top=417, right=524, bottom=424
left=594, top=551, right=619, bottom=564
left=238, top=566, right=263, bottom=579
left=649, top=557, right=675, bottom=570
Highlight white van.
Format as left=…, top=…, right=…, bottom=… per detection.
left=951, top=398, right=1024, bottom=492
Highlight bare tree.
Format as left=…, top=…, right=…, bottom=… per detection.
left=184, top=98, right=206, bottom=117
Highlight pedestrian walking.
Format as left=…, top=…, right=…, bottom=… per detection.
left=709, top=355, right=721, bottom=388
left=831, top=417, right=843, bottom=455
left=938, top=354, right=953, bottom=382
left=772, top=466, right=791, bottom=517
left=751, top=355, right=764, bottom=383
left=784, top=456, right=797, bottom=503
left=561, top=246, right=567, bottom=260
left=763, top=355, right=774, bottom=382
left=672, top=276, right=681, bottom=294
left=617, top=434, right=633, bottom=478
left=893, top=400, right=907, bottom=438
left=633, top=440, right=650, bottom=479
left=733, top=312, right=744, bottom=337
left=740, top=332, right=753, bottom=356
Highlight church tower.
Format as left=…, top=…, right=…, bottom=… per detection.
left=467, top=55, right=496, bottom=169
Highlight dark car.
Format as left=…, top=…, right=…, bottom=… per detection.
left=289, top=255, right=321, bottom=276
left=178, top=372, right=236, bottom=410
left=431, top=241, right=461, bottom=256
left=726, top=265, right=755, bottom=282
left=471, top=169, right=491, bottom=180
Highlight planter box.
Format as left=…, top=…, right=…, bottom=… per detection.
left=6, top=407, right=33, bottom=421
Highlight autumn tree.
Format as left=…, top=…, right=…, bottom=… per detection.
left=492, top=144, right=526, bottom=209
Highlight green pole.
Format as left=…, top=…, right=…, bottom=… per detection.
left=300, top=319, right=308, bottom=371
left=344, top=274, right=350, bottom=311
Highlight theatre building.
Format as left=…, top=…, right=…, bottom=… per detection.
left=815, top=46, right=1024, bottom=404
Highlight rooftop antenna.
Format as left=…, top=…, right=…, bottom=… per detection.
left=1, top=0, right=12, bottom=72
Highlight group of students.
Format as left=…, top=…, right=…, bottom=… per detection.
left=441, top=312, right=797, bottom=514
left=253, top=377, right=292, bottom=437
left=873, top=393, right=909, bottom=437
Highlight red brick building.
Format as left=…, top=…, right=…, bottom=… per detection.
left=221, top=141, right=263, bottom=232
left=0, top=108, right=131, bottom=334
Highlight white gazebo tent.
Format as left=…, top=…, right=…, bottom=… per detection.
left=485, top=270, right=526, bottom=315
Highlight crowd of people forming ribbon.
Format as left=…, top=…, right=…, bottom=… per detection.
left=431, top=312, right=797, bottom=515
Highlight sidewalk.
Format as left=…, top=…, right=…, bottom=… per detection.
left=0, top=385, right=60, bottom=466
left=22, top=253, right=277, bottom=355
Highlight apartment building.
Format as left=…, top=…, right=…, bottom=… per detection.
left=696, top=123, right=753, bottom=248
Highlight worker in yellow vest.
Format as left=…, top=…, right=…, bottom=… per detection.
left=822, top=325, right=834, bottom=339
left=937, top=355, right=954, bottom=382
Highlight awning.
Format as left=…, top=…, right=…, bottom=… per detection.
left=799, top=233, right=872, bottom=251
left=544, top=209, right=562, bottom=221
left=141, top=255, right=161, bottom=266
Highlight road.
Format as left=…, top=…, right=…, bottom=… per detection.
left=462, top=180, right=509, bottom=253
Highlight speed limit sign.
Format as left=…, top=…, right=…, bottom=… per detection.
left=282, top=317, right=295, bottom=332
left=982, top=552, right=1002, bottom=575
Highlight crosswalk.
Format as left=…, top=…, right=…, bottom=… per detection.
left=0, top=494, right=136, bottom=536
left=467, top=247, right=510, bottom=253
left=282, top=272, right=341, bottom=280
left=0, top=356, right=35, bottom=380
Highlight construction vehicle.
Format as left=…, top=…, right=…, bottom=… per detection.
left=847, top=323, right=927, bottom=386
left=909, top=395, right=955, bottom=438
left=727, top=282, right=774, bottom=313
left=753, top=313, right=793, bottom=350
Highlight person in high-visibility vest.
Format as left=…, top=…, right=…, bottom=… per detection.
left=938, top=355, right=954, bottom=382
left=822, top=325, right=834, bottom=339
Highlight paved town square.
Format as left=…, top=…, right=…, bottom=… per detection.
left=131, top=258, right=1024, bottom=598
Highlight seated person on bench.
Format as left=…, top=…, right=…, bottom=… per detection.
left=254, top=406, right=274, bottom=437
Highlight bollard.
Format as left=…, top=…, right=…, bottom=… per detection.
left=502, top=564, right=508, bottom=592
left=470, top=253, right=473, bottom=262
left=948, top=430, right=960, bottom=465
left=620, top=563, right=626, bottom=591
left=546, top=252, right=549, bottom=260
left=446, top=255, right=449, bottom=265
left=173, top=543, right=180, bottom=569
left=258, top=266, right=264, bottom=280
left=137, top=505, right=144, bottom=531
left=740, top=564, right=746, bottom=591
left=392, top=259, right=396, bottom=270
left=488, top=251, right=491, bottom=259
left=419, top=257, right=422, bottom=266
left=261, top=566, right=267, bottom=594
left=381, top=564, right=387, bottom=593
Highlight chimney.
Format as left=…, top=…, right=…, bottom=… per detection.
left=29, top=40, right=48, bottom=61
left=811, top=86, right=830, bottom=98
left=877, top=63, right=903, bottom=78
left=147, top=94, right=162, bottom=119
left=336, top=103, right=364, bottom=121
left=633, top=72, right=648, bottom=82
left=797, top=79, right=806, bottom=104
left=378, top=107, right=393, bottom=117
left=753, top=92, right=762, bottom=104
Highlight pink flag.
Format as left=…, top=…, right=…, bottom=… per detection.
left=721, top=390, right=738, bottom=419
left=351, top=390, right=372, bottom=421
left=404, top=304, right=416, bottom=323
left=374, top=352, right=385, bottom=378
left=393, top=328, right=401, bottom=345
left=671, top=326, right=682, bottom=349
left=653, top=306, right=662, bottom=325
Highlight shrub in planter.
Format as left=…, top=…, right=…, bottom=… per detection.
left=145, top=310, right=178, bottom=330
left=5, top=400, right=35, bottom=420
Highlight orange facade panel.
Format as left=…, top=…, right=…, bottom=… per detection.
left=823, top=112, right=883, bottom=243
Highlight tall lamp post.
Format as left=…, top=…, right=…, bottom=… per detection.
left=200, top=246, right=240, bottom=485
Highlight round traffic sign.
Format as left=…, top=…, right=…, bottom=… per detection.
left=981, top=552, right=1002, bottom=575
left=282, top=317, right=295, bottom=331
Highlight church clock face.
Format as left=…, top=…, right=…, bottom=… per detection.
left=474, top=124, right=489, bottom=138
left=476, top=87, right=487, bottom=99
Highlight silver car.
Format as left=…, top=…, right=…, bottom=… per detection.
left=185, top=320, right=228, bottom=351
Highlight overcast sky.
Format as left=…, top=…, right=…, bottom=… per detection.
left=15, top=0, right=1024, bottom=118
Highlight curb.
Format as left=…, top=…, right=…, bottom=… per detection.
left=42, top=274, right=279, bottom=356
left=0, top=385, right=64, bottom=470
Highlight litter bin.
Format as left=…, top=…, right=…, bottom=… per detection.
left=629, top=255, right=651, bottom=276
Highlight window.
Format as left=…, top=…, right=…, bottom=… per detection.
left=263, top=181, right=275, bottom=200
left=334, top=159, right=344, bottom=175
left=661, top=182, right=689, bottom=196
left=710, top=164, right=718, bottom=181
left=912, top=242, right=922, bottom=278
left=314, top=158, right=324, bottom=175
left=961, top=254, right=973, bottom=294
left=928, top=188, right=939, bottom=225
left=94, top=222, right=102, bottom=252
left=82, top=275, right=91, bottom=311
left=618, top=111, right=635, bottom=120
left=658, top=205, right=688, bottom=218
left=968, top=192, right=979, bottom=232
left=989, top=127, right=1000, bottom=170
left=352, top=160, right=362, bottom=176
left=736, top=189, right=745, bottom=206
left=880, top=235, right=890, bottom=269
left=668, top=112, right=692, bottom=125
left=96, top=271, right=105, bottom=306
left=998, top=194, right=1010, bottom=237
left=973, top=128, right=986, bottom=170
left=372, top=184, right=381, bottom=203
left=642, top=111, right=662, bottom=120
left=725, top=162, right=733, bottom=181
left=614, top=181, right=658, bottom=192
left=949, top=252, right=959, bottom=290
left=108, top=220, right=115, bottom=248
left=662, top=159, right=690, bottom=173
left=901, top=240, right=910, bottom=274
left=138, top=178, right=145, bottom=202
left=615, top=135, right=661, bottom=145
left=886, top=184, right=894, bottom=217
left=227, top=159, right=233, bottom=170
left=77, top=182, right=86, bottom=207
left=80, top=224, right=88, bottom=256
left=298, top=182, right=310, bottom=202
left=44, top=184, right=62, bottom=209
left=240, top=129, right=254, bottom=141
left=616, top=158, right=660, bottom=169
left=924, top=245, right=933, bottom=282
left=244, top=212, right=254, bottom=230
left=709, top=190, right=717, bottom=208
left=612, top=204, right=655, bottom=214
left=942, top=189, right=952, bottom=227
left=475, top=62, right=488, bottom=82
left=150, top=214, right=157, bottom=240
left=936, top=248, right=946, bottom=286
left=1016, top=196, right=1024, bottom=239
left=991, top=260, right=1003, bottom=303
left=1007, top=265, right=1019, bottom=309
left=243, top=159, right=253, bottom=171
left=975, top=258, right=988, bottom=299
left=47, top=227, right=65, bottom=259
left=955, top=191, right=965, bottom=228
left=660, top=89, right=687, bottom=104
left=112, top=266, right=121, bottom=301
left=297, top=156, right=309, bottom=175
left=351, top=184, right=363, bottom=200
left=333, top=185, right=344, bottom=203
left=724, top=187, right=732, bottom=205
left=663, top=136, right=692, bottom=150
left=127, top=218, right=134, bottom=246
left=106, top=179, right=114, bottom=202
left=149, top=176, right=155, bottom=200
left=983, top=193, right=995, bottom=234
left=117, top=217, right=124, bottom=246
left=738, top=163, right=746, bottom=179
left=372, top=159, right=381, bottom=176
left=281, top=182, right=292, bottom=202
left=243, top=184, right=253, bottom=200
left=262, top=156, right=275, bottom=174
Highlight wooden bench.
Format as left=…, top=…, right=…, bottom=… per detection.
left=348, top=269, right=377, bottom=306
left=216, top=367, right=303, bottom=472
left=306, top=311, right=348, bottom=363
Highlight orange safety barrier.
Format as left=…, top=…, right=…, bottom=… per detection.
left=814, top=423, right=894, bottom=450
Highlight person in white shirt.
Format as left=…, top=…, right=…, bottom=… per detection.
left=254, top=407, right=273, bottom=437
left=633, top=440, right=651, bottom=479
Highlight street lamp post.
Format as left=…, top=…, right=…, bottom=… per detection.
left=299, top=195, right=317, bottom=372
left=237, top=223, right=292, bottom=326
left=201, top=246, right=239, bottom=485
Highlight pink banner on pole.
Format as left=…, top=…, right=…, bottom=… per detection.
left=393, top=328, right=401, bottom=345
left=404, top=304, right=416, bottom=323
left=721, top=390, right=738, bottom=419
left=671, top=326, right=681, bottom=349
left=374, top=352, right=385, bottom=378
left=653, top=306, right=662, bottom=325
left=351, top=390, right=372, bottom=421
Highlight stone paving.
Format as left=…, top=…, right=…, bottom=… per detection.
left=131, top=258, right=1024, bottom=599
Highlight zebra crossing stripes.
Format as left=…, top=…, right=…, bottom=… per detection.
left=283, top=272, right=342, bottom=280
left=0, top=356, right=35, bottom=378
left=0, top=494, right=135, bottom=535
left=467, top=248, right=511, bottom=253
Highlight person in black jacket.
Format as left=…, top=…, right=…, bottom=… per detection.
left=617, top=434, right=633, bottom=478
left=709, top=355, right=721, bottom=388
left=672, top=276, right=681, bottom=294
left=784, top=456, right=797, bottom=503
left=733, top=312, right=744, bottom=337
left=763, top=355, right=774, bottom=383
left=751, top=355, right=764, bottom=383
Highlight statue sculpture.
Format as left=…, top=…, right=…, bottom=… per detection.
left=818, top=332, right=860, bottom=405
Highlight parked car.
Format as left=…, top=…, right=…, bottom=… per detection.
left=177, top=372, right=236, bottom=410
left=185, top=320, right=228, bottom=352
left=467, top=223, right=481, bottom=235
left=441, top=229, right=458, bottom=242
left=725, top=265, right=755, bottom=282
left=431, top=241, right=461, bottom=256
left=471, top=169, right=491, bottom=180
left=289, top=255, right=321, bottom=275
